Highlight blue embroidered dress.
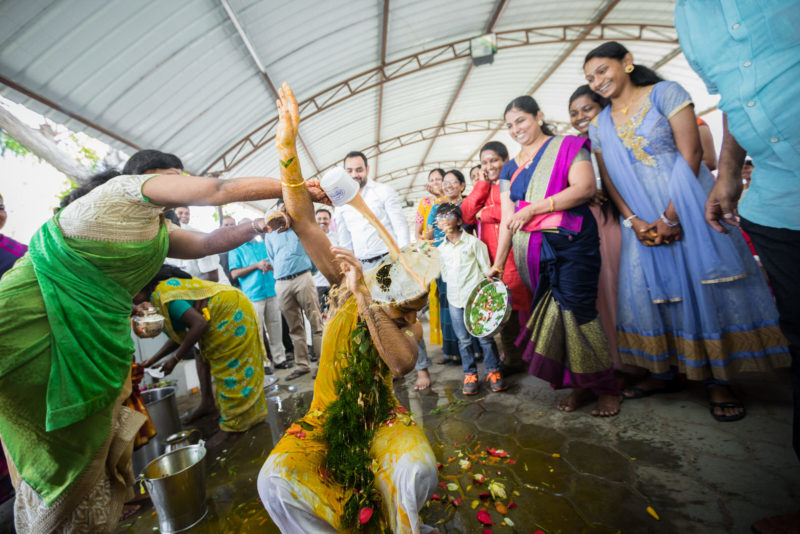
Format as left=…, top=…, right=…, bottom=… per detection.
left=589, top=81, right=789, bottom=380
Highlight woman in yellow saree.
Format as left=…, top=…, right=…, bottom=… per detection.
left=257, top=84, right=439, bottom=533
left=135, top=267, right=268, bottom=442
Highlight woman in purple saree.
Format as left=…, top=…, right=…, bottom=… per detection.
left=489, top=96, right=621, bottom=417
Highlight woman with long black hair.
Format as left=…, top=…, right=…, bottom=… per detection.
left=585, top=41, right=789, bottom=421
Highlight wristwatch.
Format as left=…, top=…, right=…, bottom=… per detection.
left=623, top=214, right=637, bottom=228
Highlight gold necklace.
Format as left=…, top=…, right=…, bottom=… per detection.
left=613, top=88, right=641, bottom=115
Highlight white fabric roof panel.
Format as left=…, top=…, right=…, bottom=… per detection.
left=231, top=0, right=382, bottom=98
left=385, top=0, right=498, bottom=62
left=446, top=43, right=574, bottom=123
left=378, top=60, right=469, bottom=141
left=493, top=0, right=605, bottom=32
left=0, top=0, right=720, bottom=209
left=295, top=88, right=379, bottom=173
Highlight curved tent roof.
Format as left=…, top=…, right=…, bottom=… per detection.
left=0, top=0, right=718, bottom=212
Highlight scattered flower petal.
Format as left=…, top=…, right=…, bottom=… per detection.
left=488, top=480, right=507, bottom=500
left=495, top=501, right=508, bottom=515
left=358, top=507, right=373, bottom=524
left=479, top=492, right=491, bottom=500
left=504, top=517, right=514, bottom=527
left=474, top=473, right=486, bottom=484
left=446, top=482, right=459, bottom=492
left=646, top=506, right=660, bottom=520
left=508, top=502, right=518, bottom=509
left=471, top=500, right=480, bottom=509
left=477, top=509, right=492, bottom=525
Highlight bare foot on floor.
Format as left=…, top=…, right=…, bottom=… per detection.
left=591, top=394, right=621, bottom=417
left=557, top=388, right=594, bottom=412
left=708, top=385, right=746, bottom=421
left=181, top=403, right=218, bottom=425
left=414, top=369, right=431, bottom=391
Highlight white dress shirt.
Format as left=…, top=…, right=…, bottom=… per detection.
left=334, top=180, right=410, bottom=260
left=438, top=231, right=491, bottom=308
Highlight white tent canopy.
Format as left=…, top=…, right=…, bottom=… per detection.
left=0, top=0, right=718, bottom=213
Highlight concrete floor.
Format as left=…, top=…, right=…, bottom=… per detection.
left=112, top=321, right=799, bottom=534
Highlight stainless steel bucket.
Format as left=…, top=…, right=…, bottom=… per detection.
left=141, top=386, right=181, bottom=448
left=142, top=444, right=208, bottom=533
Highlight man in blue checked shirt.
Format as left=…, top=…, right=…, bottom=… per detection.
left=228, top=218, right=288, bottom=373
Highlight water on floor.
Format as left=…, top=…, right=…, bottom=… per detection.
left=117, top=377, right=686, bottom=534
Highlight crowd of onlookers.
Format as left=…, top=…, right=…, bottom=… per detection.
left=0, top=2, right=797, bottom=529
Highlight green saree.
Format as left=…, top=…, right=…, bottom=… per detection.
left=0, top=211, right=168, bottom=506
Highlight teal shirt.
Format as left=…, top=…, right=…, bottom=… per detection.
left=228, top=241, right=276, bottom=301
left=168, top=299, right=192, bottom=331
left=675, top=0, right=800, bottom=230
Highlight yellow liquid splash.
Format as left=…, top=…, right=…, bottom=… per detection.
left=347, top=193, right=427, bottom=291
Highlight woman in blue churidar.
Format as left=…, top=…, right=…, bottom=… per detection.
left=585, top=41, right=789, bottom=422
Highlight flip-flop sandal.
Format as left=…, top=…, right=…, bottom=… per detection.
left=285, top=369, right=310, bottom=381
left=622, top=381, right=684, bottom=399
left=709, top=401, right=746, bottom=422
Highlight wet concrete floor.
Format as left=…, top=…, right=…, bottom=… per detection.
left=118, top=327, right=799, bottom=534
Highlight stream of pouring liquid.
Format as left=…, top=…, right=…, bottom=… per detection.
left=347, top=193, right=427, bottom=291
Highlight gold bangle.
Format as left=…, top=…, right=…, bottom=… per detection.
left=280, top=181, right=306, bottom=188
left=549, top=197, right=555, bottom=213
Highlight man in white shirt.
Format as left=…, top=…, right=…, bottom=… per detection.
left=173, top=205, right=220, bottom=281
left=336, top=151, right=432, bottom=390
left=335, top=151, right=410, bottom=270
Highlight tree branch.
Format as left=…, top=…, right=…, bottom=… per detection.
left=0, top=106, right=92, bottom=184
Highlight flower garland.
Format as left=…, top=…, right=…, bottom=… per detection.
left=321, top=320, right=394, bottom=532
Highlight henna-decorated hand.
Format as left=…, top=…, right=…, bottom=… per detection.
left=275, top=83, right=300, bottom=156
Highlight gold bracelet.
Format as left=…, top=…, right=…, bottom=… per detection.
left=549, top=197, right=555, bottom=213
left=280, top=181, right=306, bottom=188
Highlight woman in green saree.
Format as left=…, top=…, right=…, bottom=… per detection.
left=0, top=150, right=327, bottom=533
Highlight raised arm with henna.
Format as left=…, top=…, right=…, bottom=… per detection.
left=274, top=83, right=343, bottom=286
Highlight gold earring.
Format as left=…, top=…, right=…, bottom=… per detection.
left=624, top=64, right=634, bottom=74
left=538, top=120, right=544, bottom=126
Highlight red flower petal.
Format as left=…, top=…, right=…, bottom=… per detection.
left=483, top=530, right=493, bottom=534
left=431, top=494, right=441, bottom=501
left=477, top=509, right=493, bottom=525
left=437, top=463, right=443, bottom=470
left=479, top=492, right=491, bottom=500
left=508, top=502, right=518, bottom=509
left=358, top=507, right=373, bottom=524
left=438, top=482, right=448, bottom=489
